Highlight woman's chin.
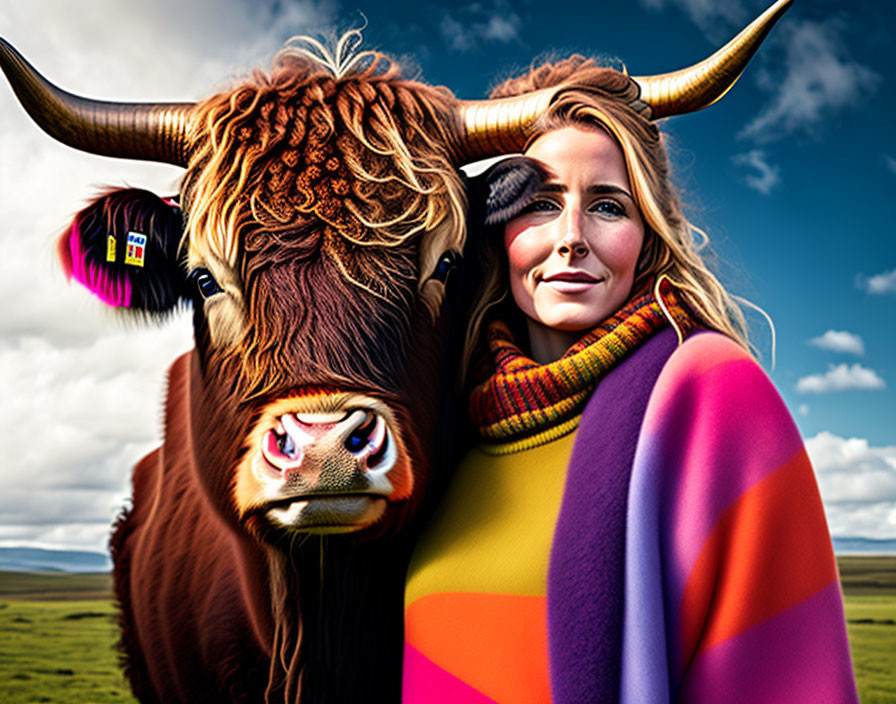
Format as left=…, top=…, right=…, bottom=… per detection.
left=529, top=286, right=630, bottom=334
left=531, top=303, right=609, bottom=333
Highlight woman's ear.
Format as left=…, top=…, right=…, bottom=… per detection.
left=58, top=188, right=189, bottom=316
left=465, top=156, right=548, bottom=228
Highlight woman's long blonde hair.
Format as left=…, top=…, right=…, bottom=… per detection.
left=463, top=56, right=751, bottom=378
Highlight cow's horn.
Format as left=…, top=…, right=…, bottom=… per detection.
left=0, top=37, right=193, bottom=166
left=452, top=0, right=791, bottom=162
left=633, top=0, right=793, bottom=119
left=453, top=87, right=556, bottom=163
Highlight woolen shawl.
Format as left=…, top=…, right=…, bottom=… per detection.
left=469, top=279, right=695, bottom=451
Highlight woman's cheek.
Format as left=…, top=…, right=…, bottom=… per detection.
left=601, top=226, right=644, bottom=277
left=504, top=222, right=545, bottom=276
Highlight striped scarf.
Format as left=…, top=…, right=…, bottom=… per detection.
left=469, top=279, right=696, bottom=449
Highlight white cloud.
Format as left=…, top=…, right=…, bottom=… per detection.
left=732, top=149, right=780, bottom=194
left=1, top=1, right=335, bottom=101
left=885, top=155, right=896, bottom=175
left=638, top=0, right=747, bottom=42
left=0, top=0, right=333, bottom=553
left=796, top=364, right=885, bottom=393
left=440, top=2, right=522, bottom=52
left=440, top=16, right=472, bottom=52
left=480, top=15, right=522, bottom=43
left=798, top=404, right=809, bottom=417
left=857, top=268, right=896, bottom=295
left=806, top=431, right=896, bottom=539
left=0, top=526, right=119, bottom=554
left=0, top=325, right=193, bottom=551
left=807, top=330, right=865, bottom=356
left=739, top=19, right=879, bottom=143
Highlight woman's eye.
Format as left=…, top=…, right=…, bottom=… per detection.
left=519, top=198, right=560, bottom=214
left=590, top=200, right=626, bottom=218
left=194, top=269, right=222, bottom=299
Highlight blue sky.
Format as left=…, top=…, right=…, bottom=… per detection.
left=350, top=0, right=896, bottom=446
left=1, top=0, right=893, bottom=550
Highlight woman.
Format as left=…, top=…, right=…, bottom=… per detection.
left=403, top=57, right=858, bottom=704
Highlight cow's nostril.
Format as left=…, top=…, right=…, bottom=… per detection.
left=276, top=431, right=296, bottom=458
left=261, top=427, right=304, bottom=473
left=368, top=431, right=388, bottom=468
left=345, top=413, right=377, bottom=453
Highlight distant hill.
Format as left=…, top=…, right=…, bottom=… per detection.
left=832, top=536, right=896, bottom=555
left=0, top=537, right=891, bottom=573
left=0, top=547, right=111, bottom=573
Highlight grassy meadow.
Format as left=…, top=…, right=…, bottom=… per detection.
left=0, top=572, right=134, bottom=703
left=838, top=556, right=896, bottom=704
left=1, top=559, right=894, bottom=703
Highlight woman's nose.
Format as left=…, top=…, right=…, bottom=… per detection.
left=555, top=214, right=589, bottom=259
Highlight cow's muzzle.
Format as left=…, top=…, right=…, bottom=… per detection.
left=261, top=409, right=391, bottom=476
left=235, top=393, right=413, bottom=534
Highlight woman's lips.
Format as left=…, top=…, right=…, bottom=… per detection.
left=540, top=271, right=603, bottom=294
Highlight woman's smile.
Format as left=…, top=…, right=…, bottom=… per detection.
left=539, top=269, right=604, bottom=294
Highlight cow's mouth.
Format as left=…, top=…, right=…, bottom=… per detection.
left=264, top=494, right=387, bottom=533
left=235, top=392, right=414, bottom=534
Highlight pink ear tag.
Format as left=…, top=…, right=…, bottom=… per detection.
left=125, top=231, right=147, bottom=267
left=106, top=235, right=116, bottom=262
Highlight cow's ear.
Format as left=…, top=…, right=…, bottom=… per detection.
left=58, top=188, right=188, bottom=315
left=465, top=156, right=549, bottom=229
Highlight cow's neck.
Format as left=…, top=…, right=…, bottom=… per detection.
left=261, top=536, right=411, bottom=704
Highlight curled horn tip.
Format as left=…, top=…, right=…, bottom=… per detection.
left=450, top=0, right=792, bottom=161
left=633, top=0, right=794, bottom=118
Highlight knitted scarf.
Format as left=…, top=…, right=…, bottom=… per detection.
left=469, top=279, right=696, bottom=449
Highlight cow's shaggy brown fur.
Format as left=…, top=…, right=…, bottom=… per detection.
left=182, top=49, right=465, bottom=397
left=108, top=48, right=471, bottom=703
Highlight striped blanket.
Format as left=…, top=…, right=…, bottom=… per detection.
left=613, top=332, right=858, bottom=703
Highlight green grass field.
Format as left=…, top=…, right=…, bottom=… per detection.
left=1, top=559, right=894, bottom=703
left=0, top=572, right=133, bottom=703
left=838, top=557, right=896, bottom=704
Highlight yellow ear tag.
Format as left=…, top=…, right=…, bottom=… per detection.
left=125, top=231, right=147, bottom=267
left=106, top=235, right=116, bottom=262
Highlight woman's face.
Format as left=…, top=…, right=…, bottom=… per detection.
left=504, top=125, right=645, bottom=337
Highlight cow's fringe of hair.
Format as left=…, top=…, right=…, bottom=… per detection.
left=181, top=32, right=465, bottom=307
left=284, top=26, right=376, bottom=79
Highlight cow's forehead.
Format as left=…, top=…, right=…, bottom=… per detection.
left=180, top=70, right=466, bottom=346
left=184, top=72, right=464, bottom=264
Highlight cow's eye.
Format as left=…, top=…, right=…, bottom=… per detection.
left=431, top=251, right=461, bottom=284
left=194, top=268, right=222, bottom=299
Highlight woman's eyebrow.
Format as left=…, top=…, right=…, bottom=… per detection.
left=588, top=184, right=634, bottom=198
left=540, top=182, right=633, bottom=199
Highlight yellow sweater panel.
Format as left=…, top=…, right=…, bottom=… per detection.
left=406, top=430, right=577, bottom=605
